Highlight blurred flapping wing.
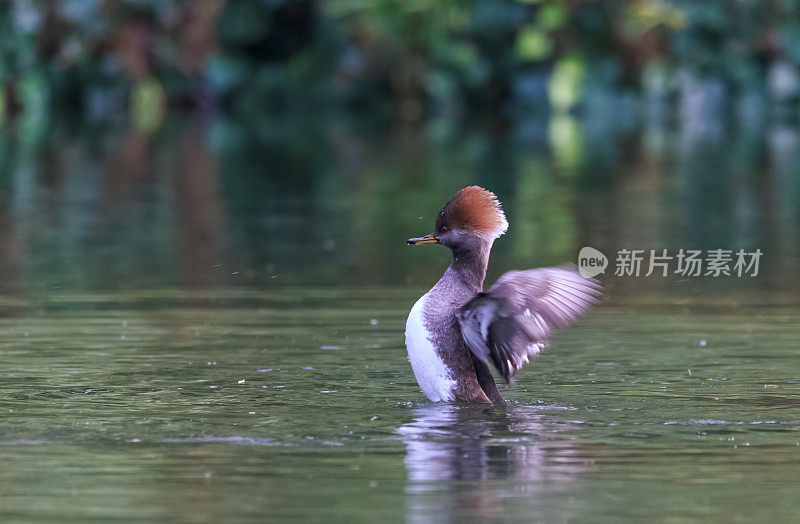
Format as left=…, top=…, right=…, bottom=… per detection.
left=456, top=265, right=601, bottom=384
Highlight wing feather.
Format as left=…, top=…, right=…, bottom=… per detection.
left=456, top=265, right=601, bottom=384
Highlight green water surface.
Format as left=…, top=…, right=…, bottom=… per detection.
left=1, top=117, right=799, bottom=522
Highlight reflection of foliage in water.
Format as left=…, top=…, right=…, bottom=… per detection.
left=0, top=111, right=797, bottom=294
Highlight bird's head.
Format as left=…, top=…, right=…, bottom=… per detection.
left=407, top=186, right=508, bottom=251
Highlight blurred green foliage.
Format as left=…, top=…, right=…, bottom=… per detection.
left=2, top=0, right=800, bottom=127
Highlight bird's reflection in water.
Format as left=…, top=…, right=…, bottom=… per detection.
left=398, top=403, right=588, bottom=522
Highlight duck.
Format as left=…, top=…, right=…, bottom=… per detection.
left=405, top=186, right=601, bottom=403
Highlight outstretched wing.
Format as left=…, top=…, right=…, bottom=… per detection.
left=456, top=265, right=601, bottom=384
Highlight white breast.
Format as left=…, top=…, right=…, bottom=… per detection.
left=405, top=293, right=456, bottom=402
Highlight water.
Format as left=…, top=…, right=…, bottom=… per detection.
left=1, top=116, right=799, bottom=521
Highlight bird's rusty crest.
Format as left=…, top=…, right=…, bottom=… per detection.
left=434, top=186, right=508, bottom=238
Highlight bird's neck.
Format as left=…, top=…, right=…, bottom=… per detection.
left=449, top=239, right=493, bottom=293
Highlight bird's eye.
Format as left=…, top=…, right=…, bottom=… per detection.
left=441, top=226, right=448, bottom=231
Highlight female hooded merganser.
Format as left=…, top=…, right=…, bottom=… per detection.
left=406, top=186, right=601, bottom=403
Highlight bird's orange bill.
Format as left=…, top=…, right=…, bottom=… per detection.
left=407, top=234, right=438, bottom=245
